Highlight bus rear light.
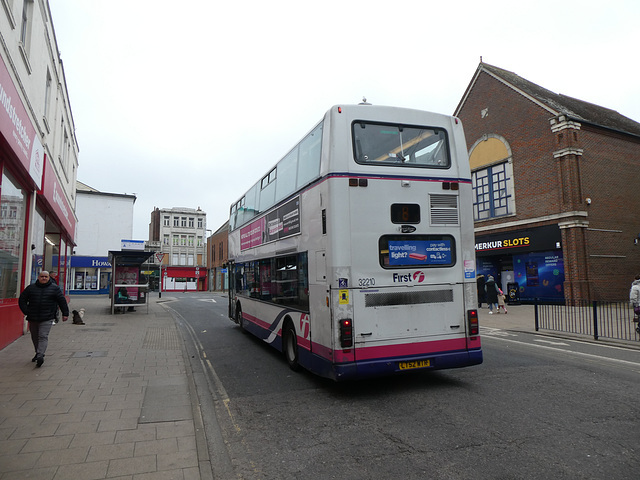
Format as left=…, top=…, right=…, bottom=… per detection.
left=467, top=309, right=479, bottom=336
left=339, top=319, right=353, bottom=348
left=349, top=178, right=358, bottom=187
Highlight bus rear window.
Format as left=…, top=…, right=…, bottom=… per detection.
left=379, top=235, right=456, bottom=268
left=353, top=122, right=450, bottom=168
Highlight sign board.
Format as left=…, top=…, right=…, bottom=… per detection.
left=475, top=225, right=561, bottom=257
left=121, top=239, right=145, bottom=251
left=240, top=196, right=300, bottom=251
left=0, top=54, right=43, bottom=188
left=155, top=253, right=165, bottom=263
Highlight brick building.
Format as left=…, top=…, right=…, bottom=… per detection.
left=207, top=221, right=229, bottom=291
left=455, top=63, right=640, bottom=303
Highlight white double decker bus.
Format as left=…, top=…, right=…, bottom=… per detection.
left=227, top=104, right=482, bottom=381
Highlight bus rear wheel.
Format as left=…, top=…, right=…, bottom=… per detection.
left=283, top=321, right=301, bottom=371
left=236, top=304, right=246, bottom=333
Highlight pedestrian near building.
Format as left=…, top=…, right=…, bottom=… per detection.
left=484, top=275, right=500, bottom=314
left=476, top=274, right=486, bottom=307
left=18, top=271, right=69, bottom=367
left=630, top=274, right=640, bottom=329
left=497, top=288, right=508, bottom=314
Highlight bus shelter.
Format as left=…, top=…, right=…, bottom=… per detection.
left=108, top=250, right=154, bottom=315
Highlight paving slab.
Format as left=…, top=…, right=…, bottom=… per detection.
left=0, top=295, right=214, bottom=480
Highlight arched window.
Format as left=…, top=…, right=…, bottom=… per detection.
left=469, top=135, right=516, bottom=221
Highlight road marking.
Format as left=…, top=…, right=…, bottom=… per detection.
left=485, top=334, right=640, bottom=369
left=480, top=326, right=519, bottom=337
left=200, top=298, right=217, bottom=303
left=534, top=337, right=569, bottom=346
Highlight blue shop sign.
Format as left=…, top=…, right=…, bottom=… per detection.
left=70, top=256, right=112, bottom=268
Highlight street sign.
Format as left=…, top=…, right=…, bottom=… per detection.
left=155, top=253, right=165, bottom=263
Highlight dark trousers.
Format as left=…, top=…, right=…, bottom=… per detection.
left=29, top=320, right=53, bottom=357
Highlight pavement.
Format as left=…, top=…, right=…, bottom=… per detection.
left=1, top=295, right=638, bottom=479
left=0, top=294, right=215, bottom=480
left=478, top=303, right=538, bottom=332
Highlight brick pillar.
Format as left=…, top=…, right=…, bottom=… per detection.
left=559, top=222, right=592, bottom=303
left=551, top=115, right=591, bottom=303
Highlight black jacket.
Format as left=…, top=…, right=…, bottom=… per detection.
left=18, top=279, right=69, bottom=322
left=484, top=279, right=500, bottom=303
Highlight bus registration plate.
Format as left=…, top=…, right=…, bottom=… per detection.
left=399, top=359, right=431, bottom=370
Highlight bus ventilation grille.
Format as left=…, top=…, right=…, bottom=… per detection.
left=430, top=194, right=459, bottom=225
left=365, top=289, right=454, bottom=307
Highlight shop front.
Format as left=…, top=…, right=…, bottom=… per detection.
left=0, top=54, right=76, bottom=350
left=68, top=256, right=111, bottom=295
left=475, top=224, right=564, bottom=303
left=162, top=266, right=208, bottom=292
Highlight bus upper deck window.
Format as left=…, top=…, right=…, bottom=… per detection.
left=352, top=121, right=450, bottom=168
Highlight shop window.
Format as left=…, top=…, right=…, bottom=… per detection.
left=74, top=270, right=98, bottom=290
left=0, top=171, right=26, bottom=299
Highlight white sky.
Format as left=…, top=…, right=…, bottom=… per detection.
left=48, top=0, right=640, bottom=239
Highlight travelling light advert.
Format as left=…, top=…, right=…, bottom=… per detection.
left=388, top=240, right=452, bottom=266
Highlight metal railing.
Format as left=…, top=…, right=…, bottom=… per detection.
left=535, top=299, right=640, bottom=342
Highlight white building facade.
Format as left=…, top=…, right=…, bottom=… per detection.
left=150, top=207, right=208, bottom=291
left=70, top=182, right=135, bottom=294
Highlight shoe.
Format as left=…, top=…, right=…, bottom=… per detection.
left=36, top=356, right=44, bottom=368
left=32, top=355, right=37, bottom=362
left=489, top=311, right=493, bottom=315
left=505, top=311, right=508, bottom=314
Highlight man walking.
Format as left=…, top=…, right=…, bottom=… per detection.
left=18, top=271, right=69, bottom=367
